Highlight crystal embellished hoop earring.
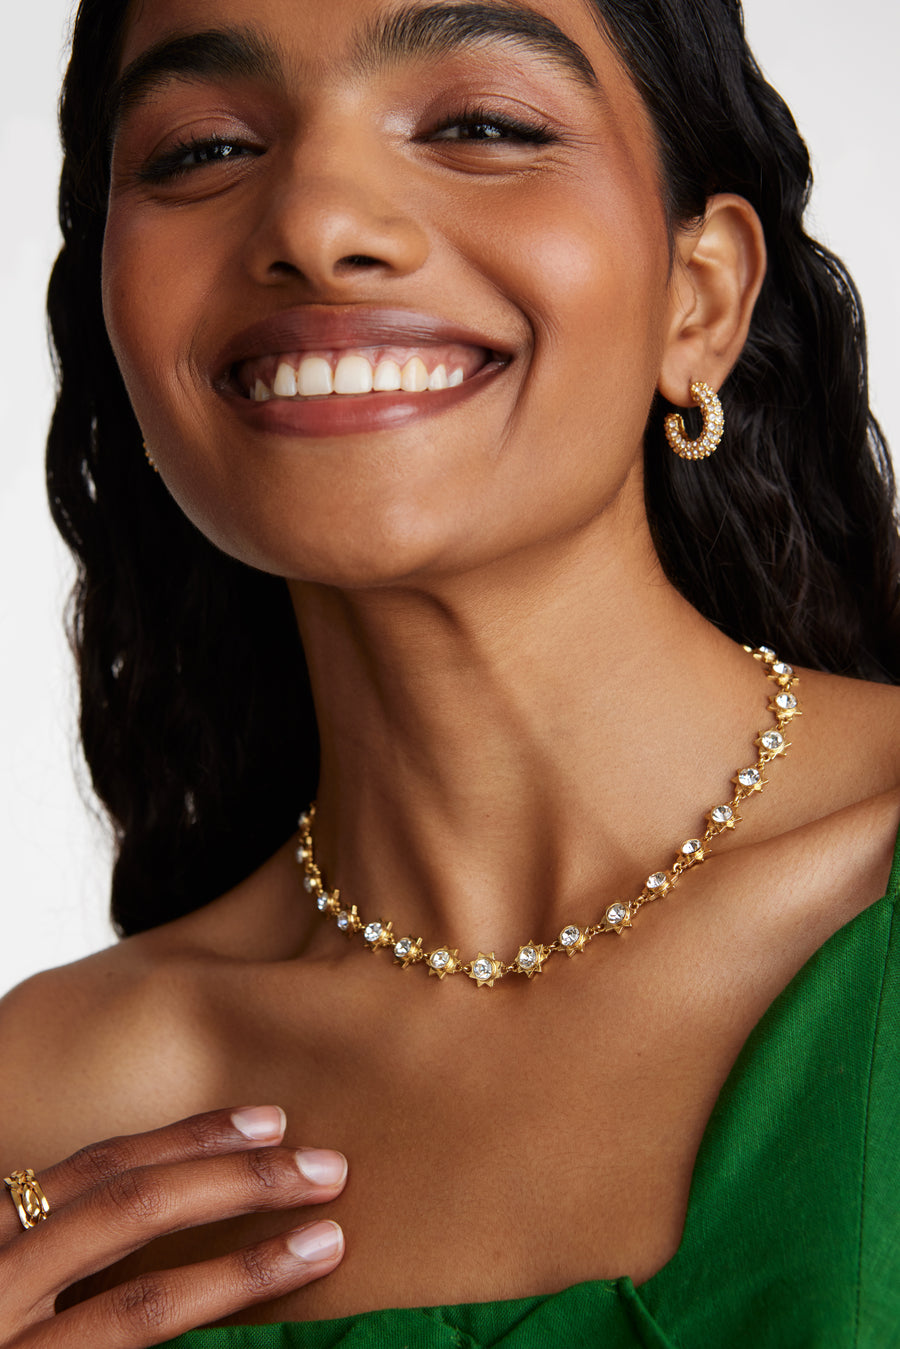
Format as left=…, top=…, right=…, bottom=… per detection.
left=142, top=440, right=159, bottom=473
left=663, top=381, right=725, bottom=460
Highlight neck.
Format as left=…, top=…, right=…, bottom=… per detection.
left=289, top=500, right=766, bottom=955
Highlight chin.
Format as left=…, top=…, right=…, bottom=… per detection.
left=173, top=485, right=468, bottom=591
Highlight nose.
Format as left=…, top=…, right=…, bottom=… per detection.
left=242, top=134, right=430, bottom=295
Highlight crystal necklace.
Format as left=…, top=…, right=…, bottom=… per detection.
left=296, top=646, right=798, bottom=988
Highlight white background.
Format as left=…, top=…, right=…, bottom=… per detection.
left=1, top=1, right=898, bottom=996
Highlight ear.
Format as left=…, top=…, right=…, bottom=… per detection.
left=658, top=194, right=767, bottom=407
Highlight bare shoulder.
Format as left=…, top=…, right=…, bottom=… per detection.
left=731, top=667, right=900, bottom=938
left=795, top=668, right=900, bottom=806
left=837, top=669, right=900, bottom=753
left=0, top=836, right=309, bottom=1179
left=0, top=941, right=201, bottom=1177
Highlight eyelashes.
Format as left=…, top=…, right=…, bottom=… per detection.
left=424, top=105, right=557, bottom=145
left=136, top=136, right=258, bottom=184
left=135, top=106, right=558, bottom=184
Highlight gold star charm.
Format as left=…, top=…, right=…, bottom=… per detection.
left=513, top=942, right=548, bottom=978
left=426, top=948, right=461, bottom=979
left=393, top=936, right=424, bottom=968
left=768, top=696, right=800, bottom=722
left=732, top=767, right=767, bottom=797
left=768, top=664, right=796, bottom=688
left=678, top=839, right=705, bottom=867
left=335, top=903, right=363, bottom=934
left=362, top=919, right=394, bottom=951
left=466, top=952, right=503, bottom=987
left=706, top=805, right=740, bottom=834
left=600, top=904, right=632, bottom=935
left=558, top=925, right=588, bottom=956
left=642, top=871, right=671, bottom=900
left=756, top=730, right=789, bottom=760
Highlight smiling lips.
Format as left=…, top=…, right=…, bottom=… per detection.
left=239, top=343, right=489, bottom=401
left=218, top=308, right=511, bottom=435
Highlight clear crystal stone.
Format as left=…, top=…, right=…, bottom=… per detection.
left=711, top=805, right=733, bottom=823
left=429, top=949, right=450, bottom=969
left=758, top=645, right=775, bottom=658
left=772, top=662, right=793, bottom=677
left=517, top=946, right=537, bottom=969
left=303, top=876, right=316, bottom=893
left=295, top=845, right=309, bottom=863
left=606, top=903, right=627, bottom=924
left=337, top=910, right=350, bottom=930
left=363, top=922, right=383, bottom=943
left=762, top=731, right=784, bottom=750
left=775, top=693, right=797, bottom=710
left=682, top=839, right=702, bottom=855
left=739, top=768, right=761, bottom=787
left=298, top=812, right=310, bottom=828
left=394, top=937, right=413, bottom=958
left=560, top=925, right=581, bottom=947
left=472, top=958, right=493, bottom=981
left=316, top=894, right=328, bottom=912
left=646, top=872, right=667, bottom=889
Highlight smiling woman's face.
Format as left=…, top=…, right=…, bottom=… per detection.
left=103, top=0, right=675, bottom=586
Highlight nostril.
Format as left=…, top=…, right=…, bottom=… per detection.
left=338, top=254, right=384, bottom=269
left=269, top=260, right=303, bottom=278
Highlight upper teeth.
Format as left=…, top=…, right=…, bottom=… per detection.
left=251, top=353, right=467, bottom=401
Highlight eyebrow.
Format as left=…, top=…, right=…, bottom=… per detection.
left=108, top=0, right=598, bottom=138
left=354, top=2, right=598, bottom=88
left=108, top=27, right=283, bottom=136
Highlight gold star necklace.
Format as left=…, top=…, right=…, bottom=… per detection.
left=296, top=646, right=799, bottom=988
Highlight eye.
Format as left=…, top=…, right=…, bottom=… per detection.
left=427, top=109, right=556, bottom=145
left=137, top=136, right=260, bottom=184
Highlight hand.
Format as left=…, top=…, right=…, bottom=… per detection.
left=0, top=1106, right=347, bottom=1346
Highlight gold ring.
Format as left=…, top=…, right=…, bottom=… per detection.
left=4, top=1169, right=50, bottom=1229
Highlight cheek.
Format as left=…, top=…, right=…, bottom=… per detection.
left=466, top=146, right=668, bottom=361
left=102, top=209, right=243, bottom=558
left=528, top=214, right=665, bottom=360
left=102, top=207, right=209, bottom=442
left=456, top=167, right=671, bottom=501
left=103, top=210, right=158, bottom=392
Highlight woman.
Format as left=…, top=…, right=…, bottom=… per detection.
left=1, top=0, right=898, bottom=1343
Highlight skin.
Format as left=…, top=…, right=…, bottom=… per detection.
left=1, top=0, right=899, bottom=1336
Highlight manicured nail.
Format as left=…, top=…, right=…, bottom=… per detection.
left=295, top=1149, right=347, bottom=1186
left=231, top=1106, right=286, bottom=1140
left=286, top=1220, right=344, bottom=1263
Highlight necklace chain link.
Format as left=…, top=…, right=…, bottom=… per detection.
left=296, top=645, right=799, bottom=987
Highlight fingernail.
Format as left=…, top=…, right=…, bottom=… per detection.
left=295, top=1149, right=347, bottom=1186
left=231, top=1106, right=286, bottom=1140
left=287, top=1220, right=344, bottom=1263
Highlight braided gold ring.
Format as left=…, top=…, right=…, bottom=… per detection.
left=4, top=1169, right=50, bottom=1229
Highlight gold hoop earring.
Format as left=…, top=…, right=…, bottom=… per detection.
left=663, top=381, right=724, bottom=460
left=142, top=440, right=159, bottom=473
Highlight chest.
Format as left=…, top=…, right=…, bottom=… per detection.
left=60, top=801, right=897, bottom=1327
left=107, top=945, right=768, bottom=1325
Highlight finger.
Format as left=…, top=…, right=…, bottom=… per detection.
left=16, top=1220, right=344, bottom=1349
left=0, top=1105, right=287, bottom=1244
left=5, top=1144, right=348, bottom=1318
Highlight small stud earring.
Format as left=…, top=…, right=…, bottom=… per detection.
left=142, top=440, right=159, bottom=473
left=664, top=381, right=725, bottom=460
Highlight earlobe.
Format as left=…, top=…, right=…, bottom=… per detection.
left=658, top=194, right=767, bottom=407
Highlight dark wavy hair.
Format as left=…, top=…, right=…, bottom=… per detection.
left=47, top=0, right=900, bottom=937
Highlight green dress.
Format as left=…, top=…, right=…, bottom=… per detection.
left=166, top=830, right=900, bottom=1348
